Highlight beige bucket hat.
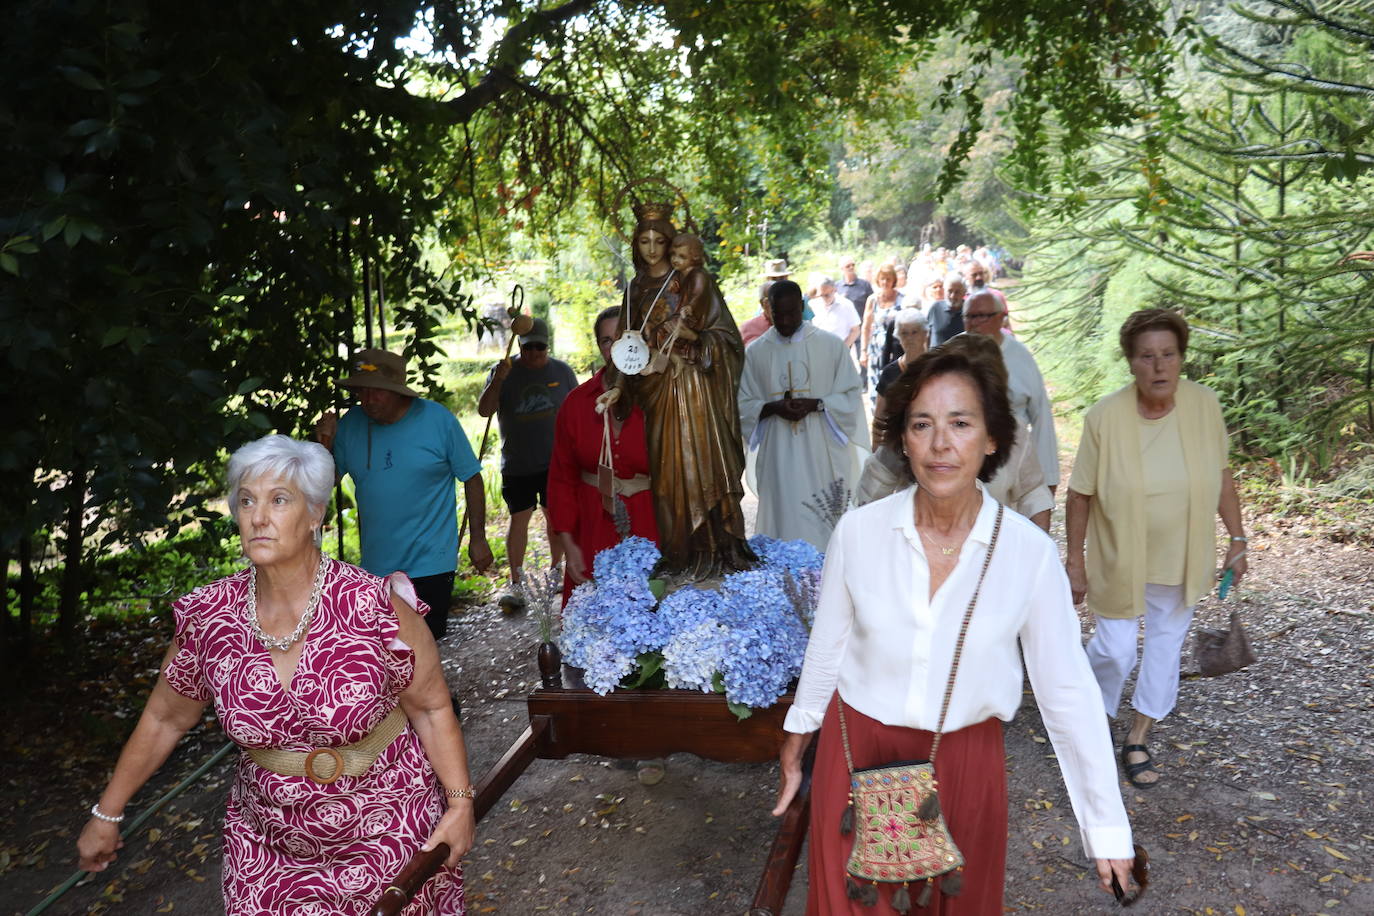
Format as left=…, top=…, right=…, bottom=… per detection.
left=763, top=258, right=791, bottom=278
left=338, top=348, right=421, bottom=398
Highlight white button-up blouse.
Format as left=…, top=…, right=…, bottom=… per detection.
left=784, top=484, right=1132, bottom=858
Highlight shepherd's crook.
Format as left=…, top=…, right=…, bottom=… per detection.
left=456, top=285, right=533, bottom=562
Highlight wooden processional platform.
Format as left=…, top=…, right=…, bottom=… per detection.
left=371, top=664, right=812, bottom=916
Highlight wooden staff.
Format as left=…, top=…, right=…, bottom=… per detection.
left=369, top=843, right=450, bottom=916
left=456, top=285, right=534, bottom=560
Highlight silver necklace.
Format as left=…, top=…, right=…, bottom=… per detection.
left=248, top=554, right=328, bottom=651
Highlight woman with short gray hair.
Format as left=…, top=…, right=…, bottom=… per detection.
left=870, top=307, right=929, bottom=443
left=224, top=434, right=336, bottom=526
left=80, top=433, right=476, bottom=912
left=1067, top=308, right=1247, bottom=790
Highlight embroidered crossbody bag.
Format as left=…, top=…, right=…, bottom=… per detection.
left=837, top=503, right=1003, bottom=912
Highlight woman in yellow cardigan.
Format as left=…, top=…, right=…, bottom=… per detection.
left=1065, top=309, right=1249, bottom=788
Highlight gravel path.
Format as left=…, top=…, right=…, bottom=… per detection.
left=6, top=454, right=1372, bottom=915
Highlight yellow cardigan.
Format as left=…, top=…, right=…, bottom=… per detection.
left=1069, top=379, right=1228, bottom=619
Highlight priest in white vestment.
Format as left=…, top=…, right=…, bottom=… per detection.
left=739, top=280, right=869, bottom=549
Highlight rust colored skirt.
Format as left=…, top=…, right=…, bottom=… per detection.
left=807, top=694, right=1007, bottom=915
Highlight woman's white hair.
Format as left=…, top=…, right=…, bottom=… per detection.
left=895, top=308, right=928, bottom=330
left=226, top=434, right=335, bottom=516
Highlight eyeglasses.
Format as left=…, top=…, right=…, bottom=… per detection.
left=964, top=312, right=1003, bottom=321
left=1112, top=844, right=1150, bottom=907
left=521, top=342, right=548, bottom=351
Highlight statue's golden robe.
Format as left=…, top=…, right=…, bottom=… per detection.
left=620, top=266, right=754, bottom=577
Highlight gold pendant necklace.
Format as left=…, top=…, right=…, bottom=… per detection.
left=920, top=530, right=961, bottom=557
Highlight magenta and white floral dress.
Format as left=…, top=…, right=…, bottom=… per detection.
left=164, top=556, right=465, bottom=915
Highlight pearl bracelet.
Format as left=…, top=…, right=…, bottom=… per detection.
left=90, top=803, right=125, bottom=824
left=444, top=785, right=476, bottom=800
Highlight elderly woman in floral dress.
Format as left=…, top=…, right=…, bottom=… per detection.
left=78, top=434, right=474, bottom=913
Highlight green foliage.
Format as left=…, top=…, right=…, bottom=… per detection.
left=621, top=651, right=666, bottom=690
left=3, top=0, right=1182, bottom=644
left=434, top=359, right=499, bottom=417
left=12, top=528, right=239, bottom=627
left=1240, top=453, right=1374, bottom=546
left=1017, top=2, right=1374, bottom=469
left=546, top=275, right=620, bottom=369
left=838, top=37, right=1024, bottom=247
left=1, top=0, right=481, bottom=636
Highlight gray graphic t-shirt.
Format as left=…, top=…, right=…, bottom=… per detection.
left=490, top=357, right=579, bottom=474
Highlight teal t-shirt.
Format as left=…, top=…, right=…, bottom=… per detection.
left=334, top=398, right=481, bottom=578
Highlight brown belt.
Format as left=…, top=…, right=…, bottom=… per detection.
left=245, top=707, right=406, bottom=784
left=581, top=470, right=652, bottom=498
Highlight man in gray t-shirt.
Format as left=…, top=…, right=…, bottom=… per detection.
left=478, top=317, right=580, bottom=610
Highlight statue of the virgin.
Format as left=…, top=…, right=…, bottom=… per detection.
left=609, top=203, right=755, bottom=579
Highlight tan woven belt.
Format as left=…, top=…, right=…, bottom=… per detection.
left=581, top=470, right=651, bottom=498
left=245, top=707, right=406, bottom=785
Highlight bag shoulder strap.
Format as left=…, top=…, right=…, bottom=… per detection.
left=839, top=503, right=1004, bottom=774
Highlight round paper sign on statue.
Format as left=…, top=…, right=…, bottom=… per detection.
left=611, top=330, right=651, bottom=375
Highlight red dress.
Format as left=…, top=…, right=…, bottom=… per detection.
left=547, top=367, right=659, bottom=604
left=164, top=559, right=464, bottom=914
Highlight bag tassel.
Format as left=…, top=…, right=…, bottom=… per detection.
left=858, top=882, right=879, bottom=907
left=916, top=790, right=941, bottom=821
left=941, top=867, right=964, bottom=897
left=839, top=794, right=855, bottom=836
left=891, top=882, right=911, bottom=914
left=846, top=876, right=864, bottom=901
left=915, top=878, right=935, bottom=908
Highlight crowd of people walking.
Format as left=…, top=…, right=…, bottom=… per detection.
left=76, top=236, right=1245, bottom=914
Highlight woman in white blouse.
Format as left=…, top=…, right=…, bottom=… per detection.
left=773, top=344, right=1136, bottom=913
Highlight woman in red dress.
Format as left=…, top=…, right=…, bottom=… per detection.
left=547, top=306, right=659, bottom=605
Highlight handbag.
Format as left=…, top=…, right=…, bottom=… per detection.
left=1195, top=609, right=1257, bottom=677
left=836, top=504, right=1002, bottom=912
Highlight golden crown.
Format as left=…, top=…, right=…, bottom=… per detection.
left=632, top=201, right=674, bottom=222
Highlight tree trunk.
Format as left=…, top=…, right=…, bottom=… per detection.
left=0, top=545, right=10, bottom=689
left=18, top=535, right=34, bottom=648
left=58, top=457, right=88, bottom=646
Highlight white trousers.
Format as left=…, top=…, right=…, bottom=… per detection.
left=1085, top=584, right=1194, bottom=721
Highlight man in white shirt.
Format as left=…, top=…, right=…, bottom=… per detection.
left=807, top=277, right=861, bottom=349
left=739, top=281, right=869, bottom=549
left=963, top=291, right=1060, bottom=492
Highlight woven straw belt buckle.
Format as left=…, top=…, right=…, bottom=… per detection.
left=246, top=707, right=406, bottom=784
left=303, top=748, right=346, bottom=785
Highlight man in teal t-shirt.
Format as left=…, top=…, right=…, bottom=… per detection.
left=315, top=348, right=493, bottom=640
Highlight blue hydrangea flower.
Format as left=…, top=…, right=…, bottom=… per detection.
left=747, top=535, right=823, bottom=573
left=662, top=620, right=730, bottom=692
left=592, top=536, right=661, bottom=583
left=579, top=635, right=637, bottom=694
left=656, top=586, right=720, bottom=632
left=558, top=535, right=819, bottom=709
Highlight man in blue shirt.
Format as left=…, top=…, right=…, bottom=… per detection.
left=315, top=348, right=493, bottom=640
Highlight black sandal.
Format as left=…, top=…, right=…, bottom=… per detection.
left=1120, top=744, right=1159, bottom=790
